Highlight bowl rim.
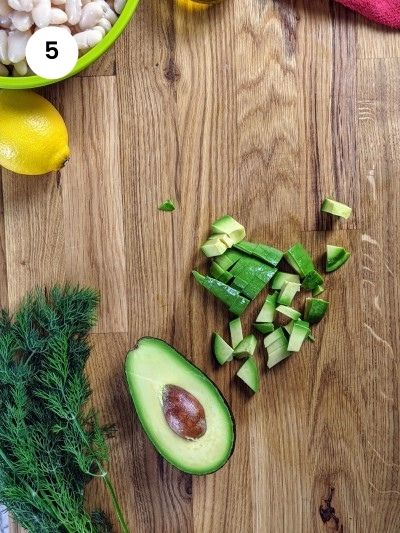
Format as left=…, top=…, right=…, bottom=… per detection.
left=0, top=0, right=140, bottom=89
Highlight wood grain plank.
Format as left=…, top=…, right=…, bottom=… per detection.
left=357, top=58, right=400, bottom=532
left=357, top=16, right=400, bottom=59
left=115, top=1, right=193, bottom=530
left=2, top=172, right=65, bottom=311
left=61, top=76, right=127, bottom=334
left=297, top=0, right=358, bottom=231
left=79, top=47, right=116, bottom=77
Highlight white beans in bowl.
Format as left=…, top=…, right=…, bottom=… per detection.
left=0, top=0, right=126, bottom=76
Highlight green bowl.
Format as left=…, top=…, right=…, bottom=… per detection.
left=0, top=0, right=140, bottom=89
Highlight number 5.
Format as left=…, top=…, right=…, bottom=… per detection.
left=46, top=41, right=58, bottom=59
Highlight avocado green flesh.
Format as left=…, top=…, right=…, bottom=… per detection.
left=125, top=338, right=235, bottom=475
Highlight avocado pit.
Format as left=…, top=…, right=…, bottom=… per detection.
left=162, top=384, right=207, bottom=440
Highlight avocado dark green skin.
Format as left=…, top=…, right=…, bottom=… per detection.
left=124, top=337, right=236, bottom=476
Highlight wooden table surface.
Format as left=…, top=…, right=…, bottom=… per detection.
left=3, top=0, right=400, bottom=531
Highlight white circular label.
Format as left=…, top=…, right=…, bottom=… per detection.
left=26, top=27, right=78, bottom=80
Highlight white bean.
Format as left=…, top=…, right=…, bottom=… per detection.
left=0, top=15, right=12, bottom=28
left=65, top=0, right=81, bottom=25
left=92, top=24, right=104, bottom=36
left=50, top=7, right=67, bottom=24
left=96, top=17, right=110, bottom=32
left=13, top=57, right=27, bottom=74
left=32, top=0, right=51, bottom=28
left=0, top=0, right=11, bottom=17
left=8, top=0, right=33, bottom=11
left=49, top=23, right=70, bottom=32
left=95, top=0, right=116, bottom=23
left=113, top=0, right=125, bottom=15
left=73, top=27, right=101, bottom=50
left=78, top=2, right=102, bottom=30
left=0, top=28, right=9, bottom=63
left=10, top=11, right=33, bottom=31
left=0, top=61, right=8, bottom=75
left=7, top=29, right=30, bottom=62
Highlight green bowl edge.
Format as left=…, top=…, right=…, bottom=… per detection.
left=0, top=0, right=140, bottom=90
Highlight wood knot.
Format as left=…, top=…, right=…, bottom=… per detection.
left=164, top=58, right=181, bottom=84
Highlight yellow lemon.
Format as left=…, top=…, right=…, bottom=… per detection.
left=0, top=90, right=70, bottom=176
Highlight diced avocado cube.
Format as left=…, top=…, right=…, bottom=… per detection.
left=284, top=243, right=315, bottom=278
left=234, top=241, right=283, bottom=266
left=326, top=245, right=351, bottom=273
left=253, top=322, right=274, bottom=334
left=233, top=334, right=257, bottom=359
left=229, top=317, right=243, bottom=348
left=236, top=357, right=260, bottom=392
left=256, top=291, right=278, bottom=323
left=228, top=295, right=251, bottom=316
left=241, top=277, right=266, bottom=300
left=304, top=298, right=329, bottom=324
left=312, top=285, right=325, bottom=297
left=211, top=215, right=246, bottom=244
left=321, top=197, right=352, bottom=219
left=192, top=271, right=239, bottom=307
left=201, top=238, right=228, bottom=258
left=231, top=276, right=248, bottom=291
left=267, top=338, right=290, bottom=369
left=301, top=270, right=324, bottom=291
left=271, top=271, right=301, bottom=290
left=210, top=262, right=233, bottom=284
left=287, top=319, right=310, bottom=352
left=213, top=333, right=234, bottom=365
left=252, top=244, right=284, bottom=266
left=266, top=336, right=288, bottom=354
left=214, top=249, right=243, bottom=270
left=276, top=305, right=301, bottom=321
left=234, top=241, right=257, bottom=255
left=277, top=281, right=301, bottom=306
left=263, top=327, right=286, bottom=348
left=219, top=234, right=234, bottom=248
left=284, top=320, right=294, bottom=335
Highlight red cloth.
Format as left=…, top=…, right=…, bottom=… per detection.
left=336, top=0, right=400, bottom=28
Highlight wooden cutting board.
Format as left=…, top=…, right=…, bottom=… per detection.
left=3, top=0, right=400, bottom=531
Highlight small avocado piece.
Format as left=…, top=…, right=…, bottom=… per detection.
left=253, top=322, right=274, bottom=334
left=284, top=243, right=315, bottom=277
left=267, top=342, right=290, bottom=368
left=228, top=294, right=251, bottom=316
left=211, top=215, right=246, bottom=244
left=284, top=320, right=294, bottom=335
left=192, top=271, right=239, bottom=305
left=277, top=281, right=301, bottom=306
left=201, top=237, right=228, bottom=258
left=312, top=285, right=325, bottom=297
left=214, top=249, right=243, bottom=270
left=304, top=298, right=329, bottom=324
left=230, top=256, right=276, bottom=284
left=234, top=241, right=283, bottom=267
left=125, top=337, right=235, bottom=475
left=229, top=317, right=243, bottom=348
left=271, top=271, right=301, bottom=290
left=236, top=357, right=260, bottom=392
left=263, top=327, right=286, bottom=348
left=326, top=245, right=351, bottom=273
left=158, top=199, right=175, bottom=212
left=287, top=319, right=310, bottom=351
left=241, top=276, right=267, bottom=300
left=210, top=262, right=234, bottom=284
left=213, top=333, right=234, bottom=365
left=301, top=270, right=324, bottom=291
left=276, top=305, right=301, bottom=321
left=321, top=197, right=352, bottom=219
left=256, top=291, right=278, bottom=323
left=233, top=334, right=257, bottom=359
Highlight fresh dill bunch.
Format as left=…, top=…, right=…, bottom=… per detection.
left=0, top=286, right=129, bottom=533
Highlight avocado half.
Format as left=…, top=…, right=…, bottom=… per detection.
left=125, top=337, right=235, bottom=475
